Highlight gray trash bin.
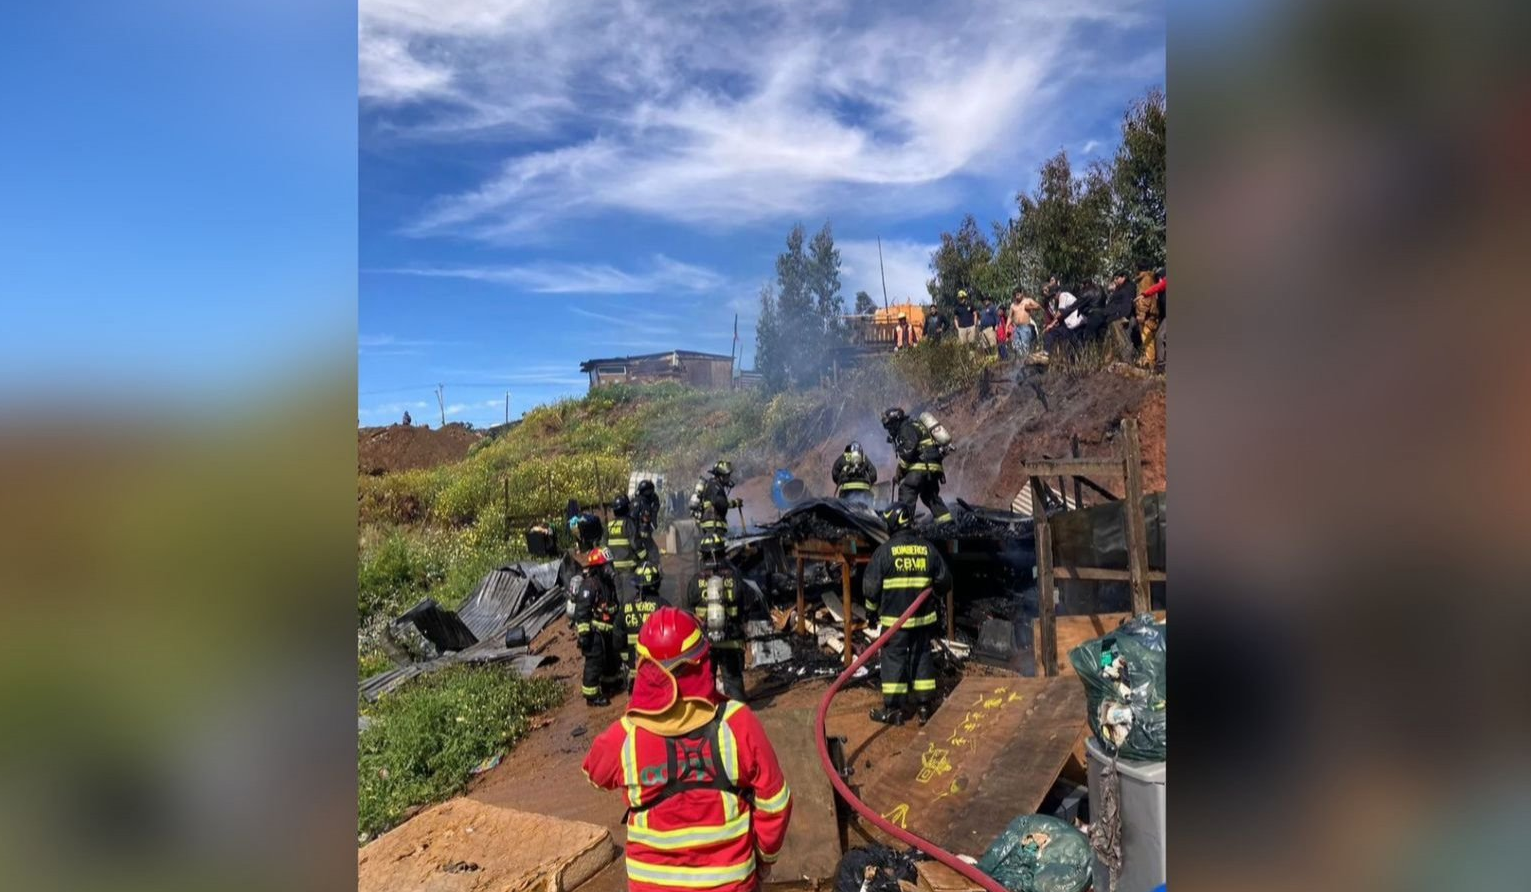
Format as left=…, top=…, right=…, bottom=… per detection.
left=1085, top=736, right=1165, bottom=892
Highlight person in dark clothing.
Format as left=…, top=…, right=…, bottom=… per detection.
left=923, top=311, right=948, bottom=342
left=633, top=479, right=661, bottom=562
left=689, top=460, right=737, bottom=540
left=575, top=547, right=625, bottom=706
left=567, top=498, right=606, bottom=553
left=1070, top=283, right=1109, bottom=341
left=1104, top=270, right=1139, bottom=359
left=881, top=406, right=953, bottom=525
left=831, top=441, right=878, bottom=508
left=978, top=299, right=1000, bottom=352
left=953, top=290, right=978, bottom=345
left=864, top=505, right=952, bottom=725
left=604, top=493, right=646, bottom=591
left=620, top=560, right=666, bottom=691
left=684, top=534, right=748, bottom=701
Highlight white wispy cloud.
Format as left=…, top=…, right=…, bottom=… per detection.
left=375, top=254, right=727, bottom=295
left=361, top=0, right=1162, bottom=239
left=838, top=238, right=937, bottom=307
left=1082, top=139, right=1102, bottom=155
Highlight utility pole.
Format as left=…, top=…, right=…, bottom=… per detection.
left=435, top=384, right=446, bottom=427
left=877, top=235, right=889, bottom=311
left=504, top=392, right=510, bottom=426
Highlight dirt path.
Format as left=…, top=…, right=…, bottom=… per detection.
left=466, top=625, right=926, bottom=844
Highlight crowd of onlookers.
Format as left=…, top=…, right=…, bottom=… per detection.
left=907, top=267, right=1167, bottom=370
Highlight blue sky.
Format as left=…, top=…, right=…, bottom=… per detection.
left=2, top=2, right=356, bottom=403
left=360, top=0, right=1164, bottom=428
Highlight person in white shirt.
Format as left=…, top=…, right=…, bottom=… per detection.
left=1043, top=290, right=1084, bottom=352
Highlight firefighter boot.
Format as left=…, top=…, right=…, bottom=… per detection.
left=915, top=703, right=935, bottom=725
left=869, top=706, right=906, bottom=726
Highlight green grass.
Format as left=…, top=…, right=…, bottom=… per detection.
left=358, top=666, right=564, bottom=842
left=358, top=649, right=393, bottom=680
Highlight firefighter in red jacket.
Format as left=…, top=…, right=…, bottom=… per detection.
left=583, top=607, right=792, bottom=892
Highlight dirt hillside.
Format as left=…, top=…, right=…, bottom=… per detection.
left=730, top=365, right=1165, bottom=525
left=359, top=422, right=484, bottom=475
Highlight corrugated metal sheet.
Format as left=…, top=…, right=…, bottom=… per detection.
left=361, top=560, right=567, bottom=702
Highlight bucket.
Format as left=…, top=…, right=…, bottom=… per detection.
left=1085, top=736, right=1166, bottom=892
left=771, top=469, right=809, bottom=510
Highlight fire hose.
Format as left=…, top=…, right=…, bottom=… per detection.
left=813, top=588, right=1009, bottom=892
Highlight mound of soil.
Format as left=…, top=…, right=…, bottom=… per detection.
left=359, top=423, right=483, bottom=475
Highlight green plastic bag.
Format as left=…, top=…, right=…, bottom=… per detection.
left=1068, top=613, right=1166, bottom=761
left=976, top=813, right=1093, bottom=892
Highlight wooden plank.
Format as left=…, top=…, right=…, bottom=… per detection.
left=1122, top=418, right=1152, bottom=614
left=1031, top=477, right=1058, bottom=677
left=856, top=677, right=1088, bottom=857
left=1022, top=458, right=1124, bottom=478
left=1053, top=567, right=1167, bottom=582
left=1032, top=611, right=1167, bottom=677
left=796, top=555, right=806, bottom=636
left=841, top=558, right=854, bottom=667
left=755, top=707, right=844, bottom=881
left=359, top=798, right=617, bottom=892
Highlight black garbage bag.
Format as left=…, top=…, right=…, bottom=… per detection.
left=1068, top=613, right=1166, bottom=761
left=834, top=844, right=919, bottom=892
left=976, top=813, right=1093, bottom=892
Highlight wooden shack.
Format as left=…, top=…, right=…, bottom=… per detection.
left=579, top=350, right=735, bottom=391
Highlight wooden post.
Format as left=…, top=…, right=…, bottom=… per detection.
left=1122, top=418, right=1152, bottom=615
left=796, top=555, right=806, bottom=636
left=1070, top=435, right=1084, bottom=509
left=1030, top=476, right=1058, bottom=677
left=841, top=557, right=854, bottom=668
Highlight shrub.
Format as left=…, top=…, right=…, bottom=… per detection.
left=358, top=468, right=442, bottom=525
left=889, top=339, right=994, bottom=397
left=357, top=532, right=446, bottom=620
left=357, top=667, right=564, bottom=840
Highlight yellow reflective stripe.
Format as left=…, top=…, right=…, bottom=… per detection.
left=838, top=481, right=872, bottom=491
left=608, top=538, right=630, bottom=546
left=592, top=621, right=616, bottom=631
left=583, top=685, right=601, bottom=696
left=882, top=682, right=909, bottom=693
left=575, top=622, right=592, bottom=633
left=882, top=612, right=938, bottom=628
left=882, top=577, right=933, bottom=589
left=722, top=789, right=738, bottom=822
left=627, top=634, right=640, bottom=645
left=719, top=702, right=743, bottom=783
left=626, top=812, right=750, bottom=850
left=913, top=679, right=937, bottom=691
left=755, top=782, right=792, bottom=814
left=907, top=463, right=942, bottom=472
left=620, top=718, right=643, bottom=807
left=624, top=855, right=756, bottom=888
left=758, top=848, right=780, bottom=864
left=681, top=627, right=702, bottom=652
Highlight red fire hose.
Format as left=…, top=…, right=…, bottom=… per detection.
left=813, top=589, right=1009, bottom=892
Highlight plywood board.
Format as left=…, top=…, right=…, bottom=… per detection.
left=358, top=798, right=618, bottom=892
left=854, top=677, right=1088, bottom=857
left=1032, top=611, right=1166, bottom=677
left=755, top=706, right=845, bottom=882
